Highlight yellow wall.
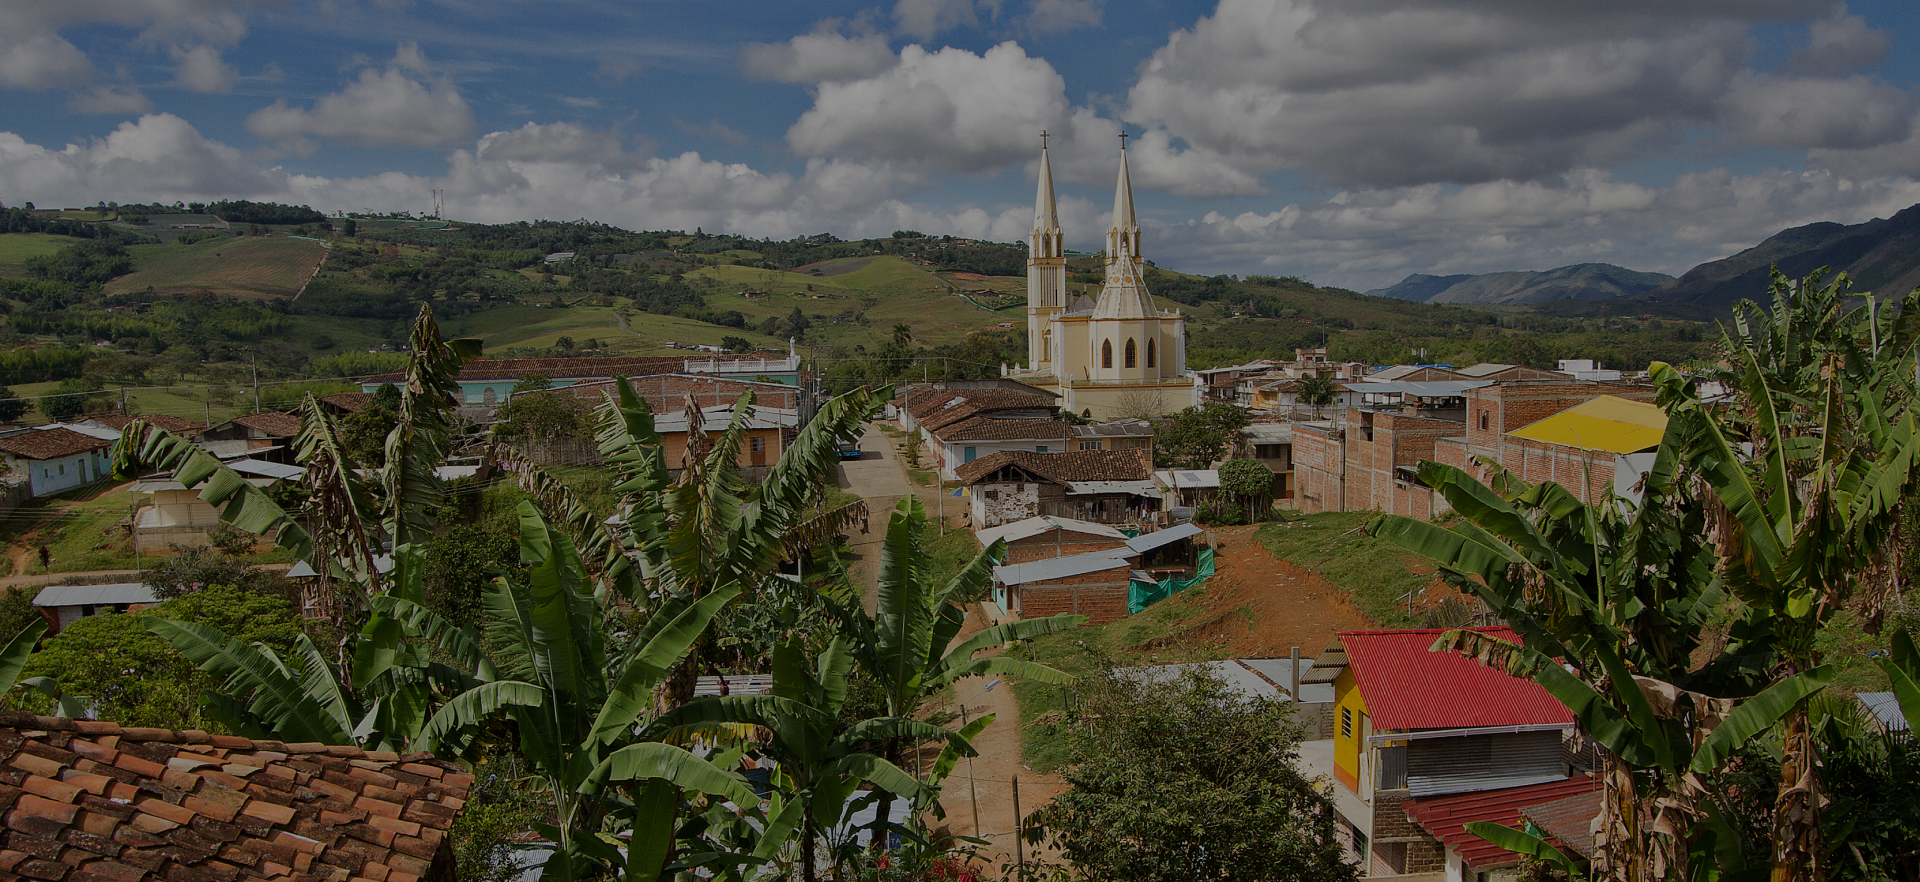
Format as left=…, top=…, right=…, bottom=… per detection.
left=1333, top=667, right=1368, bottom=793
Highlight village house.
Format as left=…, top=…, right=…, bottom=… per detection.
left=1432, top=393, right=1666, bottom=505
left=952, top=448, right=1157, bottom=528
left=196, top=412, right=304, bottom=463
left=0, top=712, right=472, bottom=881
left=362, top=349, right=805, bottom=407
left=0, top=427, right=113, bottom=497
left=32, top=582, right=159, bottom=633
left=652, top=403, right=799, bottom=476
left=1298, top=628, right=1587, bottom=879
left=926, top=415, right=1154, bottom=482
left=314, top=392, right=375, bottom=417
left=976, top=515, right=1131, bottom=564
left=986, top=523, right=1206, bottom=625
left=556, top=373, right=804, bottom=414
left=127, top=458, right=303, bottom=553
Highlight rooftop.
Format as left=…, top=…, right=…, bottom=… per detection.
left=0, top=712, right=472, bottom=882
left=317, top=392, right=375, bottom=413
left=84, top=414, right=207, bottom=434
left=370, top=354, right=770, bottom=383
left=934, top=417, right=1074, bottom=442
left=0, top=427, right=112, bottom=460
left=228, top=412, right=304, bottom=438
left=1405, top=775, right=1600, bottom=870
left=954, top=447, right=1153, bottom=486
left=1338, top=628, right=1575, bottom=730
left=975, top=515, right=1127, bottom=547
left=33, top=582, right=157, bottom=607
left=992, top=550, right=1135, bottom=585
left=1506, top=394, right=1668, bottom=454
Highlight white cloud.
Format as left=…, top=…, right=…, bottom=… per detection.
left=1151, top=167, right=1920, bottom=289
left=0, top=113, right=281, bottom=204
left=67, top=84, right=154, bottom=115
left=172, top=45, right=237, bottom=93
left=786, top=42, right=1067, bottom=174
left=1788, top=11, right=1892, bottom=75
left=893, top=0, right=980, bottom=40
left=740, top=25, right=896, bottom=83
left=674, top=118, right=749, bottom=147
left=0, top=33, right=94, bottom=89
left=1025, top=0, right=1102, bottom=34
left=246, top=43, right=474, bottom=150
left=1120, top=0, right=1920, bottom=191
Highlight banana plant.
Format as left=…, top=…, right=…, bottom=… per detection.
left=0, top=619, right=85, bottom=718
left=1658, top=271, right=1920, bottom=882
left=1876, top=628, right=1920, bottom=730
left=459, top=501, right=751, bottom=882
left=650, top=635, right=978, bottom=882
left=1365, top=409, right=1812, bottom=882
left=834, top=495, right=1085, bottom=843
left=549, top=381, right=884, bottom=713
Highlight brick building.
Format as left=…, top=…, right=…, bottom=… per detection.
left=990, top=550, right=1139, bottom=624
left=953, top=448, right=1157, bottom=528
left=976, top=515, right=1131, bottom=564
left=554, top=374, right=803, bottom=414
left=1291, top=408, right=1465, bottom=519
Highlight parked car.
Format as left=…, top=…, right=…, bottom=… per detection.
left=837, top=440, right=863, bottom=460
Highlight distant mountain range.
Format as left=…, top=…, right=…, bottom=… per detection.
left=1604, top=203, right=1920, bottom=319
left=1365, top=263, right=1674, bottom=306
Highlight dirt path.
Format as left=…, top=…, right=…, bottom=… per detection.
left=928, top=605, right=1068, bottom=873
left=835, top=422, right=915, bottom=612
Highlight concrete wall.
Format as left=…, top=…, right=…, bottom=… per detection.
left=969, top=481, right=1055, bottom=528
left=19, top=450, right=110, bottom=498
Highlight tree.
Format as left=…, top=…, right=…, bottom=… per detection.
left=1153, top=401, right=1250, bottom=468
left=39, top=378, right=102, bottom=421
left=339, top=382, right=401, bottom=467
left=144, top=544, right=290, bottom=599
left=721, top=335, right=754, bottom=354
left=1033, top=665, right=1357, bottom=882
left=0, top=387, right=27, bottom=422
left=832, top=496, right=1085, bottom=842
left=21, top=583, right=307, bottom=728
left=1664, top=271, right=1920, bottom=882
left=1297, top=374, right=1339, bottom=419
left=1217, top=458, right=1273, bottom=521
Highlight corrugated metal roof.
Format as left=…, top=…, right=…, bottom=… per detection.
left=1858, top=692, right=1911, bottom=732
left=1238, top=658, right=1337, bottom=703
left=993, top=551, right=1134, bottom=585
left=1404, top=775, right=1600, bottom=870
left=33, top=583, right=157, bottom=607
left=1506, top=394, right=1667, bottom=454
left=225, top=458, right=305, bottom=481
left=1154, top=469, right=1219, bottom=488
left=976, top=515, right=1126, bottom=547
left=1349, top=380, right=1493, bottom=396
left=1125, top=522, right=1204, bottom=554
left=1124, top=660, right=1284, bottom=703
left=1339, top=628, right=1575, bottom=730
left=288, top=554, right=394, bottom=579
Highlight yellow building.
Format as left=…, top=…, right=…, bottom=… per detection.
left=1010, top=138, right=1201, bottom=421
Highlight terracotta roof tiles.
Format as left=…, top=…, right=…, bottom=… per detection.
left=933, top=417, right=1074, bottom=442
left=88, top=415, right=207, bottom=434
left=317, top=393, right=375, bottom=414
left=0, top=428, right=112, bottom=461
left=953, top=447, right=1152, bottom=486
left=229, top=412, right=304, bottom=438
left=0, top=712, right=472, bottom=882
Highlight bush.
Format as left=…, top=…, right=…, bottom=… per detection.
left=205, top=523, right=256, bottom=557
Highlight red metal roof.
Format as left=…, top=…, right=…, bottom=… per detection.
left=1404, top=774, right=1600, bottom=870
left=1337, top=627, right=1575, bottom=730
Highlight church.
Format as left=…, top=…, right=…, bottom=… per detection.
left=1006, top=137, right=1202, bottom=420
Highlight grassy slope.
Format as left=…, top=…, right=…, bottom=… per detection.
left=691, top=255, right=1020, bottom=349
left=0, top=233, right=82, bottom=266
left=107, top=237, right=326, bottom=299
left=440, top=305, right=787, bottom=355
left=1253, top=513, right=1428, bottom=627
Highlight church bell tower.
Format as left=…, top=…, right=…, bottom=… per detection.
left=1026, top=133, right=1067, bottom=372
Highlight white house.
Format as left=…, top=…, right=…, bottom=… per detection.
left=33, top=582, right=159, bottom=634
left=0, top=428, right=113, bottom=497
left=126, top=458, right=304, bottom=553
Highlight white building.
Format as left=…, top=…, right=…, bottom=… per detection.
left=0, top=428, right=113, bottom=497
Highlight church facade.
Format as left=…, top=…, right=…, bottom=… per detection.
left=1009, top=139, right=1201, bottom=420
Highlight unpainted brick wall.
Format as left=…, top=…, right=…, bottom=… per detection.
left=1017, top=570, right=1134, bottom=623
left=1005, top=534, right=1130, bottom=563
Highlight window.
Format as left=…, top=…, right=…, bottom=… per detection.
left=749, top=436, right=765, bottom=452
left=984, top=489, right=999, bottom=500
left=1124, top=338, right=1137, bottom=368
left=1340, top=706, right=1353, bottom=738
left=1101, top=339, right=1113, bottom=368
left=1036, top=446, right=1048, bottom=453
left=1478, top=411, right=1489, bottom=431
left=1080, top=440, right=1101, bottom=450
left=1147, top=338, right=1156, bottom=368
left=57, top=464, right=64, bottom=476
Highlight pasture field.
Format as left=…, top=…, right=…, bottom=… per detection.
left=440, top=305, right=786, bottom=355
left=690, top=255, right=1022, bottom=349
left=0, top=233, right=83, bottom=267
left=107, top=236, right=327, bottom=299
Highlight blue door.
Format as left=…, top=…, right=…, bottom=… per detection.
left=963, top=446, right=977, bottom=462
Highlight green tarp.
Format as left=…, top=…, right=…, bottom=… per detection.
left=1127, top=548, right=1216, bottom=615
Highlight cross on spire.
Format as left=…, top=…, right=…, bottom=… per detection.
left=1040, top=130, right=1049, bottom=149
left=1119, top=130, right=1128, bottom=149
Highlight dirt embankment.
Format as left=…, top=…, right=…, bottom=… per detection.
left=1137, top=525, right=1376, bottom=657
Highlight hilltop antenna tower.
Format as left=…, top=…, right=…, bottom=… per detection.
left=431, top=189, right=444, bottom=219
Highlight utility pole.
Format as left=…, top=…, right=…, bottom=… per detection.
left=250, top=351, right=260, bottom=414
left=1013, top=776, right=1024, bottom=881
left=961, top=704, right=981, bottom=833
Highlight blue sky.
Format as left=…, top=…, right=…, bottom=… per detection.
left=3, top=0, right=1919, bottom=290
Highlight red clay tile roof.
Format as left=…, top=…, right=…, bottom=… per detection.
left=905, top=388, right=1055, bottom=426
left=954, top=448, right=1153, bottom=486
left=1404, top=775, right=1600, bottom=870
left=88, top=415, right=207, bottom=433
left=1338, top=628, right=1576, bottom=730
left=0, top=711, right=472, bottom=882
left=317, top=393, right=374, bottom=414
left=934, top=417, right=1075, bottom=442
left=229, top=412, right=304, bottom=438
left=0, top=428, right=111, bottom=461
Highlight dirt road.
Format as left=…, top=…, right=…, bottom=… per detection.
left=835, top=422, right=915, bottom=611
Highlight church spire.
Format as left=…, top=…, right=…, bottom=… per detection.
left=1106, top=133, right=1141, bottom=272
left=1034, top=131, right=1061, bottom=239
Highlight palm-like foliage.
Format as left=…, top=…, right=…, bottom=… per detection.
left=836, top=496, right=1085, bottom=838
left=652, top=635, right=976, bottom=882
left=1366, top=422, right=1818, bottom=881
left=1667, top=271, right=1920, bottom=882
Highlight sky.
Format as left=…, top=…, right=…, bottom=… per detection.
left=2, top=0, right=1919, bottom=291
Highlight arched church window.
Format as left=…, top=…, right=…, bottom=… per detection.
left=1147, top=338, right=1156, bottom=368
left=1125, top=338, right=1137, bottom=368
left=1101, top=340, right=1113, bottom=369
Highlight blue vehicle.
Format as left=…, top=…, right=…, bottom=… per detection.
left=837, top=440, right=863, bottom=460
